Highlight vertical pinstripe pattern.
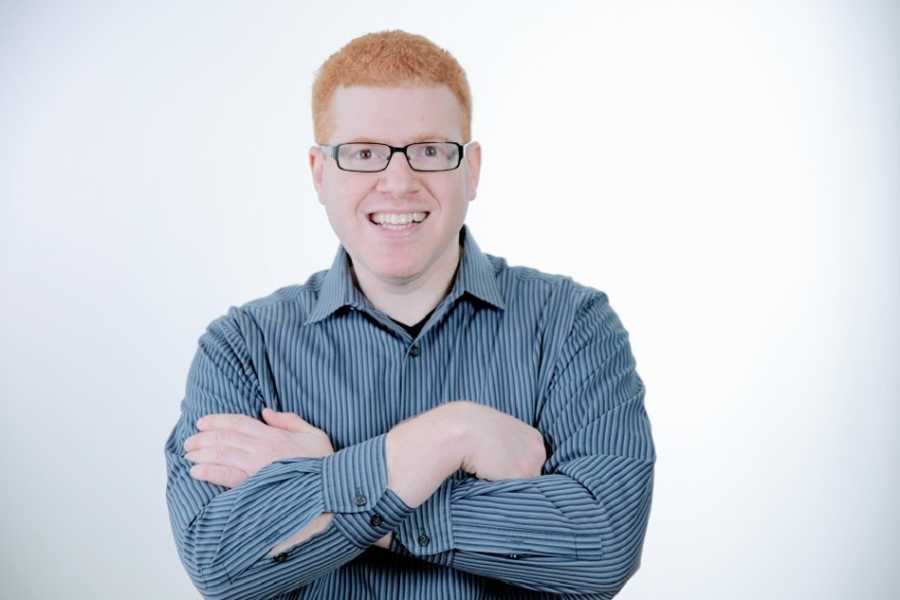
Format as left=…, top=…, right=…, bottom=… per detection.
left=164, top=224, right=656, bottom=599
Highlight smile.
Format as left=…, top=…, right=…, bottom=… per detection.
left=367, top=211, right=430, bottom=233
left=368, top=211, right=429, bottom=225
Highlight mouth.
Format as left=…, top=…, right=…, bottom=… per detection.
left=367, top=211, right=430, bottom=233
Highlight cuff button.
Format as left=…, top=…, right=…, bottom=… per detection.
left=354, top=494, right=368, bottom=506
left=370, top=514, right=384, bottom=527
left=273, top=552, right=289, bottom=563
left=417, top=532, right=430, bottom=546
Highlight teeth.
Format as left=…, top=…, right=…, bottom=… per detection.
left=370, top=212, right=428, bottom=225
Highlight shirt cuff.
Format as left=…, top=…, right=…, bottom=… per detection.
left=320, top=433, right=389, bottom=514
left=332, top=488, right=415, bottom=548
left=394, top=476, right=455, bottom=559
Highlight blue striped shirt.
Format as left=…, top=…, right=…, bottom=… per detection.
left=164, top=224, right=656, bottom=599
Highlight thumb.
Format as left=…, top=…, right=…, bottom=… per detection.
left=262, top=407, right=312, bottom=433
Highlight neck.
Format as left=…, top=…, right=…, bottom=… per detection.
left=351, top=241, right=462, bottom=327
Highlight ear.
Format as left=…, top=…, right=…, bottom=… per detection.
left=463, top=141, right=482, bottom=203
left=309, top=145, right=326, bottom=204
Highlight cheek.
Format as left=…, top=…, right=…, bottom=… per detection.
left=323, top=177, right=373, bottom=214
left=426, top=177, right=466, bottom=207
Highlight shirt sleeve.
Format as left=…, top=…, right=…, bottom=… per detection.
left=163, top=307, right=415, bottom=600
left=388, top=290, right=656, bottom=597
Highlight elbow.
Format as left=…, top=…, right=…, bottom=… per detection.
left=523, top=554, right=642, bottom=596
left=576, top=551, right=646, bottom=596
left=174, top=521, right=321, bottom=600
left=575, top=472, right=654, bottom=595
left=193, top=566, right=236, bottom=600
left=172, top=522, right=240, bottom=600
left=558, top=533, right=646, bottom=595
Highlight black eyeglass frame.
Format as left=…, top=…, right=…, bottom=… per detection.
left=319, top=141, right=470, bottom=173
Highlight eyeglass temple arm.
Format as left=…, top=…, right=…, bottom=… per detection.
left=318, top=145, right=338, bottom=159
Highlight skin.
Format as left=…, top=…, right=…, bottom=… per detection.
left=310, top=85, right=482, bottom=325
left=185, top=85, right=546, bottom=557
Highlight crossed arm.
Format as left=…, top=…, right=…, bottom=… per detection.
left=164, top=294, right=655, bottom=599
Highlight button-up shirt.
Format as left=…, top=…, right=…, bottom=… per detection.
left=164, top=224, right=656, bottom=599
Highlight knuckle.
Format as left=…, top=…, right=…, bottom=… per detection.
left=211, top=466, right=229, bottom=485
left=220, top=466, right=237, bottom=485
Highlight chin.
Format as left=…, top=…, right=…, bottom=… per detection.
left=377, top=262, right=423, bottom=281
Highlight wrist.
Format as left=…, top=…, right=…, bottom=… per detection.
left=434, top=400, right=472, bottom=469
left=373, top=531, right=392, bottom=549
left=385, top=402, right=469, bottom=507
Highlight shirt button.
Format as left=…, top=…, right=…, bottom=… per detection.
left=273, top=552, right=289, bottom=563
left=354, top=494, right=368, bottom=507
left=417, top=531, right=430, bottom=546
left=370, top=514, right=383, bottom=527
left=508, top=553, right=520, bottom=559
left=408, top=344, right=420, bottom=357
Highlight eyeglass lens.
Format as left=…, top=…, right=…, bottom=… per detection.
left=337, top=143, right=460, bottom=171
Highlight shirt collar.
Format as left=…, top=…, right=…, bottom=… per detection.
left=303, top=223, right=506, bottom=326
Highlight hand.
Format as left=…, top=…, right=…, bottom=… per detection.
left=260, top=411, right=391, bottom=553
left=184, top=408, right=334, bottom=488
left=385, top=402, right=469, bottom=508
left=456, top=401, right=546, bottom=481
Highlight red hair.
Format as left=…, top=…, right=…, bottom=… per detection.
left=312, top=30, right=472, bottom=143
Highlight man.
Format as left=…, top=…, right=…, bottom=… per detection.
left=164, top=30, right=655, bottom=599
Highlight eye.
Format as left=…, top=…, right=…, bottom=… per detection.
left=423, top=145, right=438, bottom=157
left=356, top=148, right=372, bottom=160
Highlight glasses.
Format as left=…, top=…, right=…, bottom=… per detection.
left=319, top=141, right=469, bottom=172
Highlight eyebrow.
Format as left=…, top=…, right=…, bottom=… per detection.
left=409, top=133, right=453, bottom=143
left=343, top=134, right=454, bottom=145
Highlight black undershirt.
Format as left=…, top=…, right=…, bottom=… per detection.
left=389, top=306, right=436, bottom=339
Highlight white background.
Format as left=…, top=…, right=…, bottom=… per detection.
left=2, top=1, right=898, bottom=598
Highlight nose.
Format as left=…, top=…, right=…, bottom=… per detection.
left=375, top=150, right=420, bottom=196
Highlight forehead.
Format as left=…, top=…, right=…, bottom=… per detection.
left=326, top=85, right=465, bottom=144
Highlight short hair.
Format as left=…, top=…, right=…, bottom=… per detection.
left=312, top=30, right=472, bottom=144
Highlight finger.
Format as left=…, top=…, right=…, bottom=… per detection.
left=196, top=413, right=269, bottom=436
left=189, top=463, right=248, bottom=489
left=262, top=408, right=315, bottom=433
left=184, top=430, right=257, bottom=453
left=185, top=446, right=254, bottom=473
